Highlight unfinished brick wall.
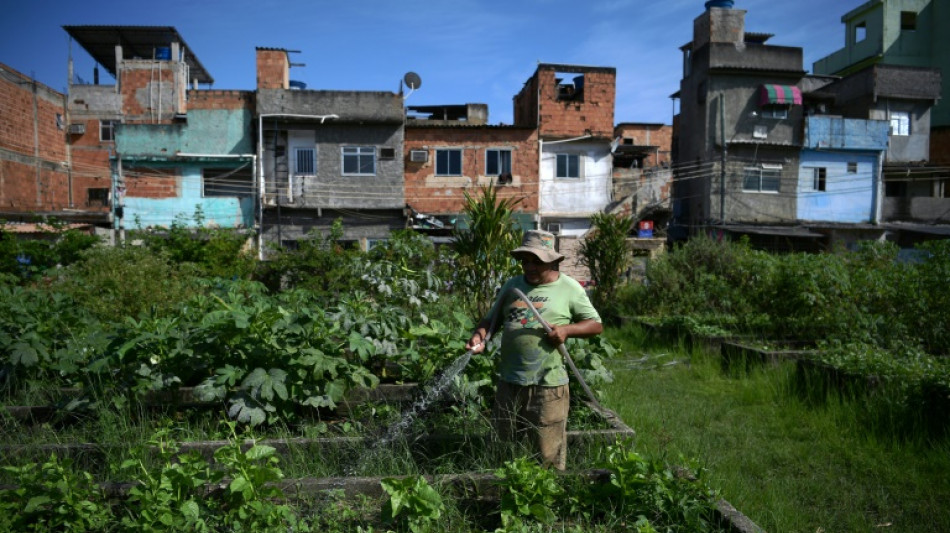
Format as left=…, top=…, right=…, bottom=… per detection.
left=0, top=64, right=77, bottom=212
left=533, top=65, right=616, bottom=139
left=256, top=49, right=289, bottom=90
left=513, top=74, right=539, bottom=128
left=404, top=126, right=539, bottom=215
left=614, top=123, right=673, bottom=167
left=187, top=90, right=255, bottom=111
left=123, top=166, right=179, bottom=198
left=118, top=65, right=180, bottom=123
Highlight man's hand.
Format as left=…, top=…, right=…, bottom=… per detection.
left=546, top=324, right=569, bottom=347
left=466, top=331, right=486, bottom=354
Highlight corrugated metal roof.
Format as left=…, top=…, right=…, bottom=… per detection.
left=63, top=25, right=213, bottom=84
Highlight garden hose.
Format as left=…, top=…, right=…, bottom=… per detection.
left=473, top=287, right=606, bottom=413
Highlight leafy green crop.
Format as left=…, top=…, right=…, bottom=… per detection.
left=381, top=475, right=445, bottom=532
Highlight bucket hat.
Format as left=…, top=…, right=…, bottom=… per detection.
left=510, top=230, right=565, bottom=264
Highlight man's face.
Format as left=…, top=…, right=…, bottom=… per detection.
left=516, top=253, right=554, bottom=285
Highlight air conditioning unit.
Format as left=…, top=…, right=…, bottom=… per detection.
left=410, top=150, right=428, bottom=162
left=545, top=223, right=562, bottom=235
left=67, top=123, right=86, bottom=135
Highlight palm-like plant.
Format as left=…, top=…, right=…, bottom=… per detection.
left=452, top=185, right=524, bottom=321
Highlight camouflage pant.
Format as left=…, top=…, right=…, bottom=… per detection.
left=492, top=381, right=569, bottom=470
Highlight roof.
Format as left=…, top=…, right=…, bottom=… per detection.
left=713, top=224, right=825, bottom=238
left=1, top=222, right=94, bottom=235
left=63, top=25, right=213, bottom=84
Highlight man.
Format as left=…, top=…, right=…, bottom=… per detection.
left=465, top=230, right=602, bottom=470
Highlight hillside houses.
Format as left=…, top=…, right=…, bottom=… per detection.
left=2, top=0, right=948, bottom=270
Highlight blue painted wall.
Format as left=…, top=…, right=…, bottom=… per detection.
left=122, top=163, right=255, bottom=229
left=798, top=117, right=887, bottom=223
left=804, top=116, right=889, bottom=151
left=116, top=108, right=255, bottom=229
left=798, top=151, right=880, bottom=223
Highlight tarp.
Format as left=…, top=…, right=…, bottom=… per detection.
left=759, top=84, right=802, bottom=106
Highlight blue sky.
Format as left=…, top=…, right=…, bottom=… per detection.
left=1, top=0, right=861, bottom=125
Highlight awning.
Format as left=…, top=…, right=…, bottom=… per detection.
left=759, top=84, right=802, bottom=106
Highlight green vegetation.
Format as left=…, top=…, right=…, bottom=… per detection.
left=603, top=324, right=950, bottom=532
left=579, top=212, right=634, bottom=310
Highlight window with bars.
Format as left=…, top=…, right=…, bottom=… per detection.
left=342, top=146, right=376, bottom=175
left=294, top=148, right=316, bottom=175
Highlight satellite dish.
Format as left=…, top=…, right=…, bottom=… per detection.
left=403, top=72, right=422, bottom=90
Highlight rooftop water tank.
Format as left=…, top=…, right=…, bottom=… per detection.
left=289, top=80, right=307, bottom=90
left=705, top=0, right=734, bottom=8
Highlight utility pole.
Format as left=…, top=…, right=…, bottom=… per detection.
left=719, top=94, right=726, bottom=224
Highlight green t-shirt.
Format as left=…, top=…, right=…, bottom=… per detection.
left=485, top=273, right=601, bottom=387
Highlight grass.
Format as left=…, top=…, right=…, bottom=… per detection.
left=602, top=324, right=950, bottom=532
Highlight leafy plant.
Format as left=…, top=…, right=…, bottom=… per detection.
left=452, top=185, right=524, bottom=321
left=494, top=456, right=564, bottom=529
left=212, top=422, right=310, bottom=531
left=119, top=427, right=220, bottom=532
left=588, top=440, right=719, bottom=532
left=380, top=475, right=445, bottom=532
left=579, top=212, right=634, bottom=312
left=0, top=454, right=112, bottom=532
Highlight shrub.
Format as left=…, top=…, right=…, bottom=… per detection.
left=580, top=212, right=634, bottom=313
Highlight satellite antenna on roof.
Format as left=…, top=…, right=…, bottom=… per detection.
left=403, top=72, right=422, bottom=100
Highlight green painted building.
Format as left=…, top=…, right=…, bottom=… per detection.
left=813, top=0, right=950, bottom=127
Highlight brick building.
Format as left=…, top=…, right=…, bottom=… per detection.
left=0, top=62, right=110, bottom=225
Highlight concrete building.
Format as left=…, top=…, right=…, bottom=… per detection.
left=671, top=3, right=809, bottom=246
left=813, top=0, right=950, bottom=129
left=669, top=2, right=950, bottom=251
left=63, top=26, right=256, bottom=236
left=255, top=48, right=406, bottom=251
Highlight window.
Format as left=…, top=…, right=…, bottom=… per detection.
left=435, top=149, right=462, bottom=176
left=855, top=21, right=867, bottom=43
left=847, top=162, right=858, bottom=174
left=743, top=164, right=781, bottom=193
left=87, top=188, right=109, bottom=207
left=810, top=167, right=827, bottom=192
left=761, top=105, right=788, bottom=119
left=486, top=149, right=512, bottom=176
left=885, top=180, right=907, bottom=197
left=100, top=120, right=117, bottom=142
left=203, top=166, right=254, bottom=197
left=901, top=11, right=917, bottom=31
left=556, top=154, right=580, bottom=179
left=342, top=146, right=376, bottom=175
left=379, top=147, right=396, bottom=160
left=889, top=112, right=910, bottom=136
left=294, top=148, right=315, bottom=175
